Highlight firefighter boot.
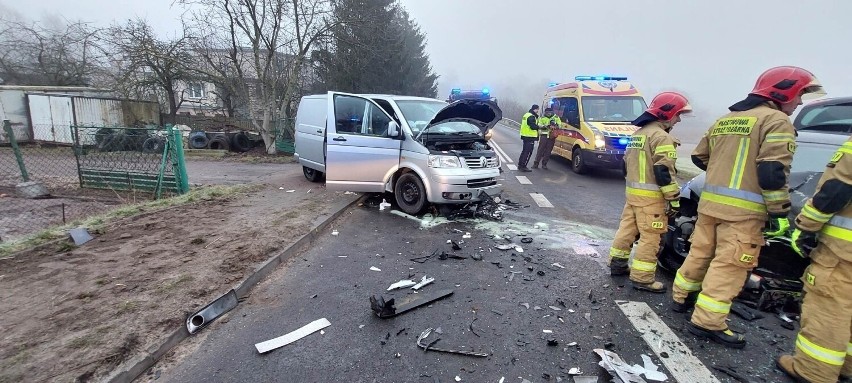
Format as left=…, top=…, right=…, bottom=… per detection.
left=776, top=355, right=808, bottom=383
left=671, top=292, right=698, bottom=313
left=688, top=323, right=746, bottom=349
left=632, top=281, right=666, bottom=293
left=610, top=259, right=629, bottom=276
left=531, top=161, right=539, bottom=169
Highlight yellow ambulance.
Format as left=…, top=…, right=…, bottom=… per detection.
left=541, top=76, right=647, bottom=175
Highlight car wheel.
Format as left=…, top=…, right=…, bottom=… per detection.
left=572, top=147, right=589, bottom=174
left=303, top=166, right=323, bottom=182
left=394, top=173, right=427, bottom=215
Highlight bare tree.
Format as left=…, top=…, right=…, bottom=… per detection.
left=106, top=19, right=196, bottom=124
left=0, top=13, right=104, bottom=86
left=183, top=0, right=339, bottom=154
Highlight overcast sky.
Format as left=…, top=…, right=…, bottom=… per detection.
left=6, top=0, right=851, bottom=135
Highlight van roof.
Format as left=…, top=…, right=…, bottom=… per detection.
left=543, top=80, right=641, bottom=97
left=304, top=93, right=444, bottom=103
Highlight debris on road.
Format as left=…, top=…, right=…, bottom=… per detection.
left=438, top=252, right=467, bottom=260
left=712, top=365, right=752, bottom=383
left=68, top=228, right=94, bottom=246
left=572, top=377, right=598, bottom=383
left=387, top=279, right=416, bottom=291
left=379, top=199, right=391, bottom=211
left=469, top=317, right=480, bottom=337
left=455, top=376, right=461, bottom=382
left=778, top=312, right=797, bottom=330
left=547, top=339, right=559, bottom=346
left=515, top=245, right=524, bottom=253
left=635, top=354, right=668, bottom=381
left=416, top=328, right=489, bottom=357
left=495, top=244, right=515, bottom=251
left=370, top=289, right=454, bottom=318
left=370, top=266, right=382, bottom=272
left=255, top=318, right=331, bottom=354
left=411, top=276, right=435, bottom=290
left=462, top=232, right=472, bottom=239
left=543, top=330, right=553, bottom=333
left=584, top=313, right=591, bottom=322
left=549, top=306, right=561, bottom=311
left=331, top=230, right=339, bottom=236
left=551, top=263, right=565, bottom=269
left=186, top=289, right=239, bottom=335
left=449, top=240, right=462, bottom=251
left=471, top=253, right=482, bottom=261
left=730, top=302, right=765, bottom=321
left=520, top=237, right=533, bottom=244
left=520, top=302, right=530, bottom=309
left=568, top=368, right=582, bottom=375
left=594, top=348, right=648, bottom=383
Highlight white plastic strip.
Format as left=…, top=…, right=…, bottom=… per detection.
left=529, top=193, right=554, bottom=208
left=616, top=301, right=721, bottom=383
left=255, top=318, right=331, bottom=354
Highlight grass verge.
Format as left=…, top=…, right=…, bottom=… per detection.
left=0, top=184, right=259, bottom=258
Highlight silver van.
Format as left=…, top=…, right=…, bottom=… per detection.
left=294, top=92, right=503, bottom=215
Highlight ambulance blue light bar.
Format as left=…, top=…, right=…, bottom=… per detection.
left=574, top=76, right=628, bottom=81
left=482, top=88, right=490, bottom=94
left=451, top=88, right=461, bottom=94
left=548, top=82, right=559, bottom=87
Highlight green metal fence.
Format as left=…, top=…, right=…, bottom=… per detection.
left=0, top=120, right=188, bottom=243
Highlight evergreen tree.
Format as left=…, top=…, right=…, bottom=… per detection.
left=313, top=0, right=438, bottom=97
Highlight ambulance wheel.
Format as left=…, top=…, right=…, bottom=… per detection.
left=572, top=148, right=589, bottom=174
left=303, top=166, right=323, bottom=182
left=395, top=173, right=427, bottom=215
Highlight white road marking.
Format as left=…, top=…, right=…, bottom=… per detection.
left=506, top=164, right=518, bottom=171
left=616, top=301, right=722, bottom=383
left=529, top=193, right=554, bottom=208
left=490, top=140, right=514, bottom=163
left=515, top=176, right=532, bottom=185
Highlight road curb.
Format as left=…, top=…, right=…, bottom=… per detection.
left=107, top=193, right=365, bottom=383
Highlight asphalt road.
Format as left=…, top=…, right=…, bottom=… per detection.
left=158, top=125, right=800, bottom=383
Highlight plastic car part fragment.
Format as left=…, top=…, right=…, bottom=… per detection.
left=186, top=289, right=238, bottom=334
left=416, top=328, right=489, bottom=357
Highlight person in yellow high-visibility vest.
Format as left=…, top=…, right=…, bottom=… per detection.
left=532, top=108, right=561, bottom=169
left=517, top=104, right=540, bottom=172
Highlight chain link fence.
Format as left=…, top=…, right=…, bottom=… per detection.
left=1, top=121, right=187, bottom=243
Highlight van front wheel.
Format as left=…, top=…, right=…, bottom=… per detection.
left=303, top=166, right=323, bottom=182
left=572, top=148, right=589, bottom=174
left=395, top=173, right=427, bottom=215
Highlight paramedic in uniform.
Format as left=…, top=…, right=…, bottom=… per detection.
left=670, top=66, right=825, bottom=349
left=776, top=135, right=852, bottom=383
left=608, top=92, right=692, bottom=293
left=532, top=107, right=561, bottom=169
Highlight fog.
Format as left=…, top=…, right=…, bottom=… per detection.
left=8, top=0, right=851, bottom=142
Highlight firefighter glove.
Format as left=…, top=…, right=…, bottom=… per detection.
left=791, top=228, right=818, bottom=258
left=763, top=213, right=790, bottom=238
left=665, top=199, right=680, bottom=217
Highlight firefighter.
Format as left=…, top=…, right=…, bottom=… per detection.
left=608, top=92, right=692, bottom=292
left=532, top=107, right=561, bottom=169
left=518, top=104, right=540, bottom=172
left=671, top=66, right=825, bottom=349
left=776, top=136, right=851, bottom=383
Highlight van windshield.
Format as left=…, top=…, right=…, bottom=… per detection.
left=396, top=100, right=481, bottom=136
left=581, top=96, right=647, bottom=122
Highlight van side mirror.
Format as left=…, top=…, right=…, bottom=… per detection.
left=387, top=121, right=400, bottom=138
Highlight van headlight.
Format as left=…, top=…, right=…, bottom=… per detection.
left=594, top=134, right=606, bottom=149
left=428, top=155, right=462, bottom=168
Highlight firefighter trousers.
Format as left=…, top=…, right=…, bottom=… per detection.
left=609, top=201, right=667, bottom=284
left=670, top=214, right=764, bottom=330
left=534, top=135, right=556, bottom=166
left=790, top=244, right=852, bottom=383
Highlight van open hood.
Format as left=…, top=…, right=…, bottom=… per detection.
left=424, top=99, right=502, bottom=135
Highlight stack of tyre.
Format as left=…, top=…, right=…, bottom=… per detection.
left=187, top=131, right=253, bottom=153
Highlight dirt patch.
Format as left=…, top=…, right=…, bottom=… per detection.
left=0, top=181, right=353, bottom=382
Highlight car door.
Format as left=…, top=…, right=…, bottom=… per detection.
left=325, top=92, right=402, bottom=191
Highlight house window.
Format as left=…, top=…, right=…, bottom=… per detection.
left=188, top=83, right=204, bottom=99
